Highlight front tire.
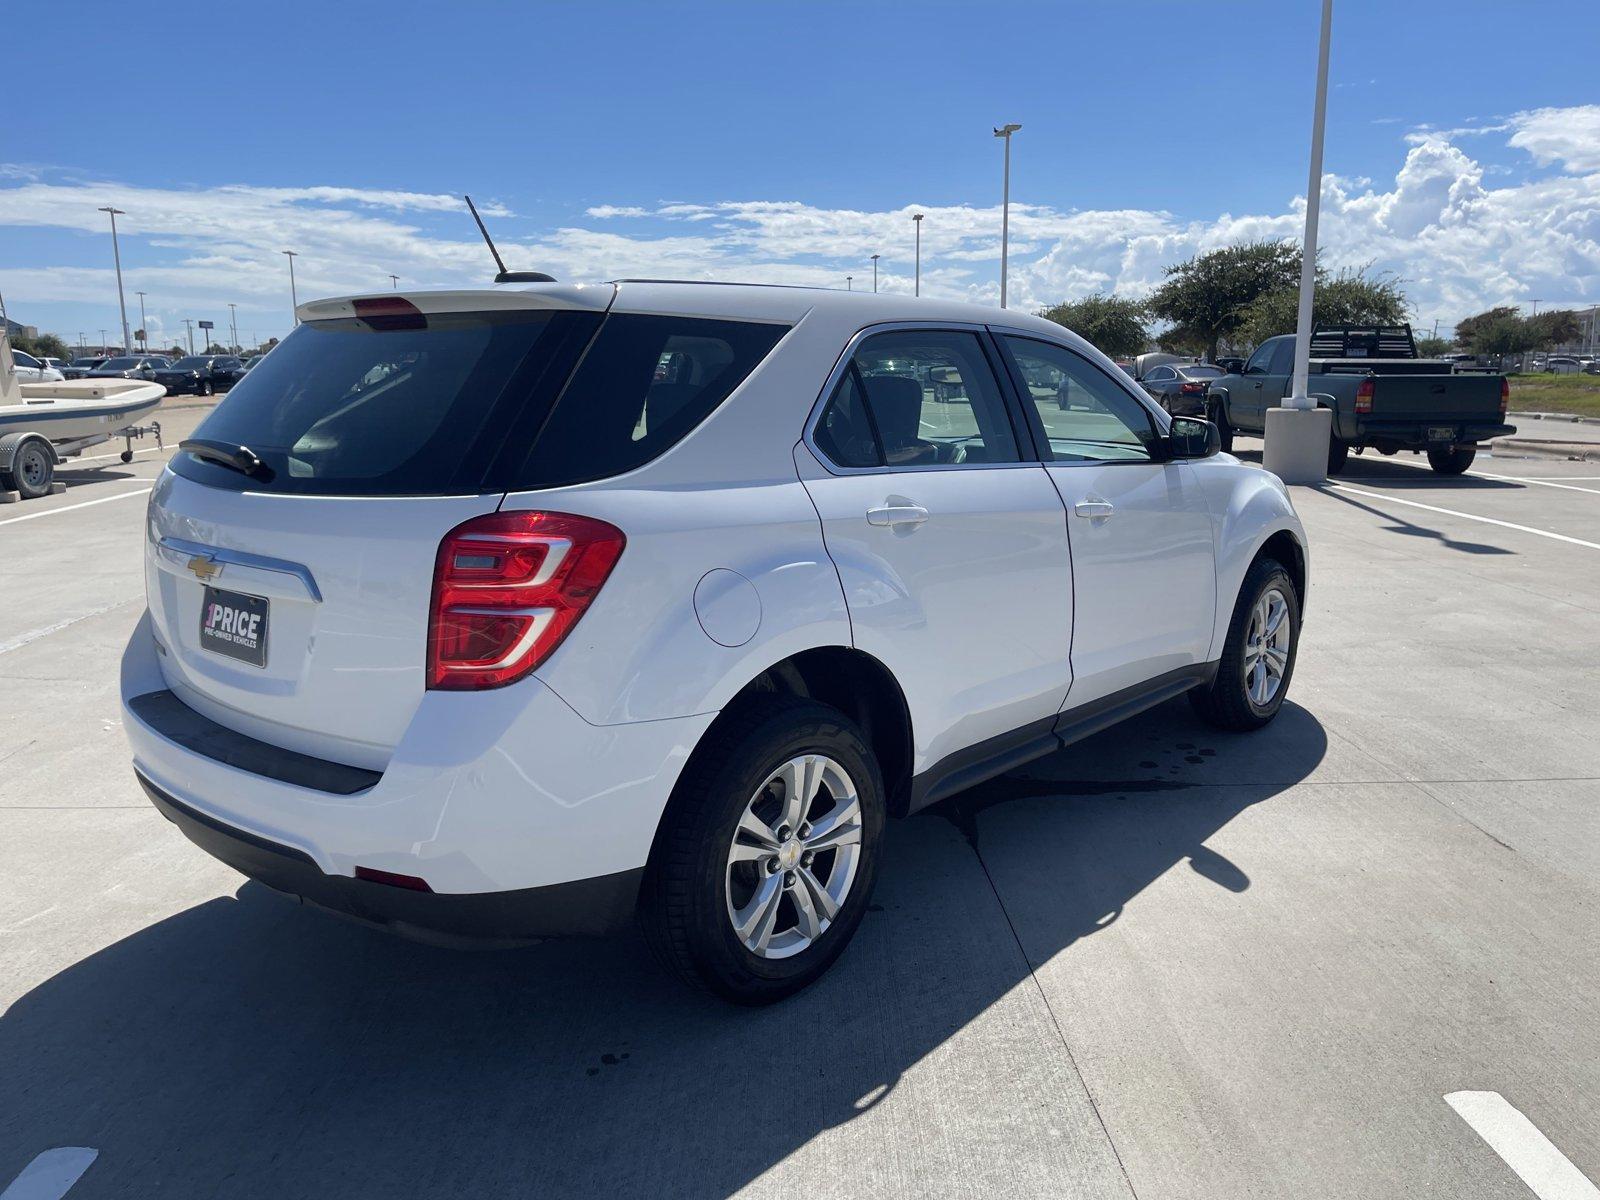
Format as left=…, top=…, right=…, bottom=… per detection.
left=198, top=380, right=213, bottom=397
left=1210, top=401, right=1234, bottom=453
left=1190, top=556, right=1301, bottom=732
left=3, top=436, right=55, bottom=500
left=1427, top=445, right=1476, bottom=475
left=639, top=697, right=885, bottom=1005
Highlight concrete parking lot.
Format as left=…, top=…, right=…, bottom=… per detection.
left=2, top=412, right=1596, bottom=1198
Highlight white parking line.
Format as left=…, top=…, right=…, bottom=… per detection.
left=0, top=1149, right=99, bottom=1200
left=0, top=597, right=141, bottom=656
left=0, top=486, right=152, bottom=527
left=1446, top=1091, right=1599, bottom=1199
left=1371, top=455, right=1600, bottom=495
left=1330, top=484, right=1600, bottom=551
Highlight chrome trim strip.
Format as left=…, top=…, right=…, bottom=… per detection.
left=156, top=535, right=323, bottom=602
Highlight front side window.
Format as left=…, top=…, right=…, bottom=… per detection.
left=813, top=329, right=1021, bottom=469
left=1002, top=336, right=1159, bottom=463
left=1244, top=342, right=1277, bottom=375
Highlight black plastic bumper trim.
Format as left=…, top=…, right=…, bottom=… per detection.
left=138, top=771, right=644, bottom=945
left=127, top=689, right=382, bottom=795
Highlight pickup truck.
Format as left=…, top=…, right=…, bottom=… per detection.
left=1202, top=325, right=1514, bottom=474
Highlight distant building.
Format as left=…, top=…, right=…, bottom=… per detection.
left=3, top=316, right=39, bottom=341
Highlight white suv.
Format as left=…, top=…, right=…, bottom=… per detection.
left=121, top=281, right=1308, bottom=1003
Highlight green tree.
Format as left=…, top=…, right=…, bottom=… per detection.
left=1469, top=315, right=1539, bottom=357
left=1414, top=336, right=1454, bottom=357
left=1037, top=293, right=1149, bottom=358
left=1526, top=309, right=1580, bottom=349
left=1454, top=307, right=1520, bottom=349
left=1237, top=267, right=1410, bottom=348
left=1146, top=240, right=1303, bottom=361
left=10, top=331, right=71, bottom=361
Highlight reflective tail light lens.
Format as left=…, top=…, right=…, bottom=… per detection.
left=1499, top=376, right=1510, bottom=418
left=427, top=510, right=625, bottom=690
left=1180, top=381, right=1205, bottom=395
left=1355, top=378, right=1375, bottom=414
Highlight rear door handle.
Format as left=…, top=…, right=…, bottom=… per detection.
left=1073, top=499, right=1115, bottom=520
left=866, top=503, right=930, bottom=528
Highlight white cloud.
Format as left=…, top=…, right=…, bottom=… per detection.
left=1505, top=104, right=1600, bottom=173
left=4, top=105, right=1599, bottom=339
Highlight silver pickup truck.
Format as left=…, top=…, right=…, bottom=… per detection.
left=1202, top=325, right=1514, bottom=475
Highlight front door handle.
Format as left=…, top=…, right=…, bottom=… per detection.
left=1073, top=499, right=1115, bottom=520
left=866, top=503, right=930, bottom=528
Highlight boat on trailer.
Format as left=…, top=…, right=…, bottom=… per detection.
left=1, top=308, right=167, bottom=501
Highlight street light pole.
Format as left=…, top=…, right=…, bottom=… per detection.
left=282, top=250, right=300, bottom=325
left=1262, top=0, right=1335, bottom=485
left=98, top=206, right=132, bottom=352
left=183, top=319, right=194, bottom=356
left=913, top=213, right=924, bottom=297
left=992, top=124, right=1021, bottom=308
left=228, top=303, right=238, bottom=353
left=846, top=276, right=853, bottom=292
left=389, top=274, right=400, bottom=290
left=871, top=254, right=880, bottom=294
left=135, top=292, right=148, bottom=352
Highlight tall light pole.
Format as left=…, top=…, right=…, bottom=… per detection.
left=227, top=303, right=238, bottom=353
left=846, top=275, right=853, bottom=292
left=99, top=328, right=108, bottom=353
left=1262, top=0, right=1335, bottom=485
left=135, top=291, right=149, bottom=351
left=282, top=250, right=300, bottom=325
left=183, top=319, right=195, bottom=355
left=913, top=213, right=924, bottom=297
left=389, top=274, right=400, bottom=290
left=993, top=124, right=1021, bottom=309
left=98, top=206, right=132, bottom=352
left=871, top=254, right=880, bottom=293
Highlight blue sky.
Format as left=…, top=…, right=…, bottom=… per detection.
left=5, top=0, right=1598, bottom=350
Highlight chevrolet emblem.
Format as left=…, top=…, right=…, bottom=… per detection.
left=186, top=554, right=223, bottom=582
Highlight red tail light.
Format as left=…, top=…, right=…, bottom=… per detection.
left=1179, top=381, right=1206, bottom=395
left=1355, top=378, right=1375, bottom=414
left=427, top=510, right=625, bottom=690
left=353, top=296, right=425, bottom=331
left=1499, top=376, right=1510, bottom=418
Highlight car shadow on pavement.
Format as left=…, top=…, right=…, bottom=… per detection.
left=0, top=698, right=1325, bottom=1199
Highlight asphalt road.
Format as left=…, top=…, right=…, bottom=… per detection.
left=2, top=418, right=1596, bottom=1199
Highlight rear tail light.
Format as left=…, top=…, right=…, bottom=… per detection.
left=355, top=866, right=432, bottom=892
left=353, top=296, right=426, bottom=331
left=427, top=510, right=625, bottom=690
left=1499, top=376, right=1510, bottom=418
left=1355, top=378, right=1374, bottom=414
left=1179, top=381, right=1206, bottom=395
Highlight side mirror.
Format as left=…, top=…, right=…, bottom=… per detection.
left=1168, top=417, right=1221, bottom=459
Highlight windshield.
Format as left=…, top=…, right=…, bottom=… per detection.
left=172, top=357, right=209, bottom=369
left=101, top=357, right=140, bottom=369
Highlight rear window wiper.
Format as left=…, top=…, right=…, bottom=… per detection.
left=179, top=439, right=274, bottom=481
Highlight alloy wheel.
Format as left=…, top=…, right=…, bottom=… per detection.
left=725, top=754, right=863, bottom=960
left=1244, top=586, right=1291, bottom=707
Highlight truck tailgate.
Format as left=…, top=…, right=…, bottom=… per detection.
left=1370, top=373, right=1504, bottom=421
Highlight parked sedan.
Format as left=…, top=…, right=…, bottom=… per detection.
left=86, top=355, right=168, bottom=381
left=64, top=356, right=110, bottom=379
left=9, top=349, right=65, bottom=382
left=152, top=355, right=246, bottom=396
left=1140, top=362, right=1227, bottom=415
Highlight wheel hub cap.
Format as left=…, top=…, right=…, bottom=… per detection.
left=1243, top=587, right=1291, bottom=707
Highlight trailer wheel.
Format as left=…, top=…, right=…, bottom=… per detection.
left=3, top=436, right=56, bottom=500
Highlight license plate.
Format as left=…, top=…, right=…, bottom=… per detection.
left=1427, top=426, right=1456, bottom=442
left=199, top=586, right=269, bottom=668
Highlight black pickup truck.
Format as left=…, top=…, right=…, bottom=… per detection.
left=1204, top=325, right=1514, bottom=475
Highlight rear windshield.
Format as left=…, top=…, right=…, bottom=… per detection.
left=170, top=309, right=787, bottom=497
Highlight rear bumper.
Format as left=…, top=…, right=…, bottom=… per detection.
left=121, top=609, right=713, bottom=909
left=139, top=771, right=642, bottom=943
left=1344, top=420, right=1516, bottom=446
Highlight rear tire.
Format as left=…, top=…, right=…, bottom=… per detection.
left=1427, top=445, right=1476, bottom=475
left=3, top=436, right=55, bottom=500
left=1189, top=556, right=1300, bottom=732
left=638, top=697, right=885, bottom=1005
left=1327, top=437, right=1350, bottom=475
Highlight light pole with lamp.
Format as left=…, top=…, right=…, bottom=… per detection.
left=870, top=254, right=880, bottom=293
left=846, top=276, right=853, bottom=292
left=98, top=206, right=132, bottom=353
left=135, top=292, right=149, bottom=352
left=1262, top=0, right=1335, bottom=485
left=992, top=124, right=1021, bottom=308
left=913, top=213, right=924, bottom=297
left=282, top=250, right=300, bottom=325
left=389, top=274, right=400, bottom=290
left=228, top=303, right=239, bottom=354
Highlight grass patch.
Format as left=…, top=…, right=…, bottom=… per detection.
left=1507, top=373, right=1600, bottom=419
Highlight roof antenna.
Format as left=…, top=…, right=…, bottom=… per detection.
left=464, top=194, right=556, bottom=284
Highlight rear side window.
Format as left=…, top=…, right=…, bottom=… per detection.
left=513, top=314, right=787, bottom=489
left=173, top=310, right=602, bottom=496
